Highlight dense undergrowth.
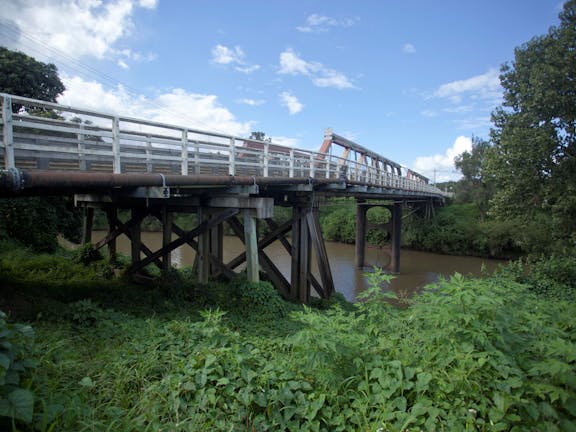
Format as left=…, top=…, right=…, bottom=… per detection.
left=0, top=241, right=575, bottom=431
left=402, top=203, right=559, bottom=259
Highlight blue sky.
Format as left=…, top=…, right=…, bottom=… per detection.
left=0, top=0, right=564, bottom=181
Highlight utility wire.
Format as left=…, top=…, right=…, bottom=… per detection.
left=0, top=20, right=234, bottom=135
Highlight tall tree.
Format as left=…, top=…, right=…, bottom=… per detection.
left=454, top=136, right=492, bottom=219
left=0, top=48, right=78, bottom=251
left=486, top=0, right=576, bottom=238
left=0, top=47, right=65, bottom=110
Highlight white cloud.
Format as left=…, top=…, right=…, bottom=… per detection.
left=138, top=0, right=157, bottom=8
left=278, top=49, right=355, bottom=89
left=0, top=0, right=157, bottom=68
left=412, top=136, right=472, bottom=182
left=421, top=110, right=438, bottom=118
left=212, top=44, right=244, bottom=65
left=270, top=136, right=300, bottom=147
left=58, top=75, right=253, bottom=136
left=312, top=69, right=355, bottom=89
left=238, top=98, right=265, bottom=106
left=211, top=44, right=260, bottom=74
left=402, top=43, right=416, bottom=54
left=297, top=14, right=359, bottom=33
left=279, top=91, right=303, bottom=115
left=434, top=68, right=501, bottom=103
left=236, top=64, right=261, bottom=74
left=279, top=49, right=313, bottom=75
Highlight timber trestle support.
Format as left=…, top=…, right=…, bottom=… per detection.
left=76, top=193, right=335, bottom=303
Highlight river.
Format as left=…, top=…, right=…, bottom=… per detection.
left=92, top=231, right=504, bottom=302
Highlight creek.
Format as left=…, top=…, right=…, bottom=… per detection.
left=93, top=231, right=504, bottom=302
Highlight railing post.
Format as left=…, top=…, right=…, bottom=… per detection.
left=263, top=142, right=269, bottom=177
left=77, top=123, right=87, bottom=171
left=2, top=95, right=15, bottom=169
left=193, top=140, right=200, bottom=174
left=229, top=137, right=236, bottom=176
left=112, top=116, right=121, bottom=173
left=145, top=135, right=152, bottom=173
left=289, top=148, right=294, bottom=178
left=309, top=153, right=315, bottom=178
left=181, top=129, right=189, bottom=175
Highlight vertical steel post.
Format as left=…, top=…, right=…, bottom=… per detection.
left=2, top=95, right=15, bottom=169
left=309, top=153, right=315, bottom=178
left=77, top=123, right=87, bottom=171
left=263, top=142, right=269, bottom=177
left=193, top=140, right=200, bottom=174
left=112, top=116, right=121, bottom=173
left=181, top=129, right=189, bottom=175
left=145, top=135, right=152, bottom=173
left=229, top=137, right=236, bottom=175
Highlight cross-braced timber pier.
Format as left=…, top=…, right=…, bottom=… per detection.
left=0, top=93, right=450, bottom=302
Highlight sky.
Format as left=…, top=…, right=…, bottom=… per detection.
left=0, top=0, right=565, bottom=182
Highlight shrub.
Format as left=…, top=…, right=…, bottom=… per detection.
left=229, top=278, right=289, bottom=319
left=320, top=205, right=356, bottom=244
left=0, top=197, right=81, bottom=252
left=0, top=311, right=36, bottom=425
left=524, top=254, right=576, bottom=301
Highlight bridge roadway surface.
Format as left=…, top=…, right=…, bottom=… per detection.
left=0, top=93, right=449, bottom=302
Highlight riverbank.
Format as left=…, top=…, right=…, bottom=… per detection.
left=0, top=240, right=574, bottom=431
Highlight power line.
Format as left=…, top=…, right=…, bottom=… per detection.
left=0, top=20, right=236, bottom=135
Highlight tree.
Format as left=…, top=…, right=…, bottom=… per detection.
left=0, top=47, right=65, bottom=111
left=486, top=0, right=576, bottom=241
left=249, top=131, right=272, bottom=142
left=454, top=136, right=493, bottom=219
left=0, top=48, right=79, bottom=251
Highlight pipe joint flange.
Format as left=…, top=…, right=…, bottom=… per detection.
left=5, top=168, right=23, bottom=192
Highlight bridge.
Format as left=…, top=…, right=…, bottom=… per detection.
left=0, top=93, right=449, bottom=302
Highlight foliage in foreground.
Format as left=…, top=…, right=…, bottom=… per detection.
left=1, top=256, right=574, bottom=431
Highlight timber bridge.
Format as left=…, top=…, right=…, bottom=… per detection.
left=0, top=93, right=449, bottom=302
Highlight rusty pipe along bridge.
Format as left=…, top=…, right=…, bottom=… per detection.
left=0, top=93, right=449, bottom=302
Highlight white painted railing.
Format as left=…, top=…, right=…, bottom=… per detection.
left=0, top=93, right=450, bottom=197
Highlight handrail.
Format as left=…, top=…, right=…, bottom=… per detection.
left=0, top=93, right=451, bottom=197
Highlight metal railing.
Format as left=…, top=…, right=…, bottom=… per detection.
left=0, top=93, right=450, bottom=197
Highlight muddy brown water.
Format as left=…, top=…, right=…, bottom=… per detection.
left=92, top=231, right=504, bottom=302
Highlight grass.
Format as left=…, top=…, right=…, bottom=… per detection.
left=0, top=241, right=575, bottom=431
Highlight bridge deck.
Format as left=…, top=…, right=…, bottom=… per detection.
left=0, top=93, right=449, bottom=200
left=0, top=93, right=448, bottom=302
